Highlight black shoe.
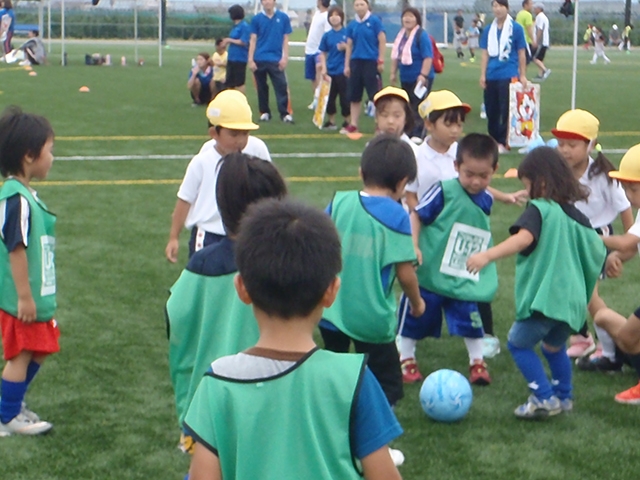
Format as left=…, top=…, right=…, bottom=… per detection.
left=341, top=120, right=350, bottom=129
left=322, top=121, right=337, bottom=130
left=576, top=355, right=623, bottom=373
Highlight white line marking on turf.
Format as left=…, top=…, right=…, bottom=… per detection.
left=55, top=153, right=363, bottom=161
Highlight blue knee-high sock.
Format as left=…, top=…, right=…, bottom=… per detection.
left=0, top=379, right=27, bottom=424
left=508, top=341, right=554, bottom=400
left=25, top=361, right=41, bottom=388
left=542, top=345, right=573, bottom=400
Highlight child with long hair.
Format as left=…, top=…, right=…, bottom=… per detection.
left=552, top=109, right=634, bottom=370
left=467, top=147, right=605, bottom=418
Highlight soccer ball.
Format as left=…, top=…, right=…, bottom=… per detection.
left=419, top=369, right=473, bottom=422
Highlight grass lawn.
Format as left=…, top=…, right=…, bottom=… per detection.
left=1, top=40, right=640, bottom=479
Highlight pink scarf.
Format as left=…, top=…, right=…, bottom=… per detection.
left=391, top=26, right=419, bottom=65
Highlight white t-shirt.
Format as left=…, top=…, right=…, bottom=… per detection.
left=305, top=10, right=330, bottom=55
left=535, top=12, right=550, bottom=47
left=178, top=136, right=272, bottom=234
left=405, top=138, right=458, bottom=202
left=574, top=158, right=630, bottom=229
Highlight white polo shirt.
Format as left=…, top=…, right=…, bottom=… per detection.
left=178, top=136, right=272, bottom=234
left=535, top=12, right=550, bottom=47
left=574, top=158, right=630, bottom=229
left=406, top=138, right=458, bottom=202
left=305, top=10, right=330, bottom=55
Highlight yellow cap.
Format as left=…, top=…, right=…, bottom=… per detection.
left=418, top=90, right=471, bottom=119
left=206, top=90, right=259, bottom=130
left=373, top=86, right=409, bottom=105
left=551, top=109, right=599, bottom=141
left=609, top=144, right=640, bottom=183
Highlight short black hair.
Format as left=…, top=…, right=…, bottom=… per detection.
left=215, top=38, right=224, bottom=46
left=427, top=106, right=467, bottom=125
left=320, top=0, right=330, bottom=8
left=456, top=133, right=499, bottom=168
left=360, top=134, right=417, bottom=191
left=228, top=4, right=245, bottom=20
left=216, top=153, right=287, bottom=236
left=235, top=198, right=342, bottom=319
left=0, top=106, right=54, bottom=178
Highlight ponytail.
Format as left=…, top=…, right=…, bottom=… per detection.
left=587, top=142, right=616, bottom=184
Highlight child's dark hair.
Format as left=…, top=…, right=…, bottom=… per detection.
left=0, top=106, right=54, bottom=178
left=375, top=95, right=414, bottom=134
left=235, top=198, right=342, bottom=319
left=31, top=30, right=40, bottom=37
left=216, top=153, right=287, bottom=236
left=215, top=38, right=224, bottom=47
left=518, top=146, right=589, bottom=203
left=587, top=143, right=617, bottom=184
left=427, top=107, right=467, bottom=125
left=327, top=5, right=344, bottom=25
left=456, top=133, right=498, bottom=168
left=361, top=134, right=417, bottom=191
left=228, top=4, right=245, bottom=20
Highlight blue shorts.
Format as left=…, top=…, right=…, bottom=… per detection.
left=188, top=227, right=225, bottom=258
left=305, top=53, right=320, bottom=80
left=507, top=314, right=574, bottom=349
left=398, top=287, right=484, bottom=340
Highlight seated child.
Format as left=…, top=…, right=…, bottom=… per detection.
left=188, top=53, right=215, bottom=106
left=401, top=133, right=499, bottom=386
left=184, top=198, right=403, bottom=480
left=467, top=147, right=605, bottom=418
left=166, top=153, right=287, bottom=453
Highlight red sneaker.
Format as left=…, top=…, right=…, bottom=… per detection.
left=340, top=124, right=358, bottom=135
left=401, top=358, right=423, bottom=383
left=469, top=360, right=491, bottom=386
left=615, top=382, right=640, bottom=404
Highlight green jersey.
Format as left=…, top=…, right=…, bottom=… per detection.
left=0, top=178, right=56, bottom=321
left=323, top=191, right=416, bottom=343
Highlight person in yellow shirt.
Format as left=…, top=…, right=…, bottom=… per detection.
left=515, top=0, right=535, bottom=63
left=212, top=38, right=228, bottom=96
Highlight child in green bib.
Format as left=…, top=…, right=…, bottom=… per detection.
left=467, top=147, right=606, bottom=419
left=0, top=107, right=58, bottom=436
left=166, top=152, right=287, bottom=453
left=184, top=199, right=403, bottom=480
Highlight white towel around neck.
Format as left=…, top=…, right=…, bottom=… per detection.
left=487, top=15, right=513, bottom=62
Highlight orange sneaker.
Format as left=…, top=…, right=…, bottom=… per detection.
left=614, top=382, right=640, bottom=404
left=401, top=358, right=423, bottom=383
left=469, top=360, right=491, bottom=386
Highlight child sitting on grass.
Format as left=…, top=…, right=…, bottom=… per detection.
left=184, top=198, right=403, bottom=480
left=467, top=147, right=605, bottom=419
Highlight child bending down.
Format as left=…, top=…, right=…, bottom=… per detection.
left=467, top=147, right=605, bottom=419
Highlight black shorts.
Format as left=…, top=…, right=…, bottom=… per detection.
left=347, top=59, right=381, bottom=104
left=226, top=61, right=247, bottom=88
left=534, top=46, right=548, bottom=61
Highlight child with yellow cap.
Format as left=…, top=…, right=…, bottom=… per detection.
left=592, top=144, right=640, bottom=404
left=165, top=90, right=272, bottom=264
left=552, top=109, right=634, bottom=371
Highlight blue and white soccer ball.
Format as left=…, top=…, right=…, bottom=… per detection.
left=419, top=369, right=473, bottom=423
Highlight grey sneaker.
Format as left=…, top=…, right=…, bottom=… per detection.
left=0, top=412, right=52, bottom=436
left=542, top=69, right=552, bottom=79
left=559, top=398, right=573, bottom=412
left=514, top=395, right=562, bottom=419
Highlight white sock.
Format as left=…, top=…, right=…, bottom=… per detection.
left=595, top=325, right=617, bottom=360
left=463, top=337, right=484, bottom=364
left=397, top=336, right=417, bottom=362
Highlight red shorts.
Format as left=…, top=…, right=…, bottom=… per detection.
left=0, top=310, right=60, bottom=361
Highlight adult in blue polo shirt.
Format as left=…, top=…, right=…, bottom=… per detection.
left=248, top=0, right=294, bottom=123
left=342, top=0, right=386, bottom=135
left=479, top=0, right=527, bottom=151
left=223, top=4, right=251, bottom=93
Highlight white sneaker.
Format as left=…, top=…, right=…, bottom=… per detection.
left=259, top=113, right=271, bottom=122
left=282, top=114, right=294, bottom=123
left=0, top=412, right=52, bottom=436
left=389, top=447, right=405, bottom=467
left=21, top=402, right=40, bottom=422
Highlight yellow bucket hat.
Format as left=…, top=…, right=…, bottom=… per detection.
left=373, top=86, right=410, bottom=105
left=609, top=144, right=640, bottom=183
left=206, top=90, right=259, bottom=130
left=418, top=90, right=471, bottom=119
left=551, top=109, right=599, bottom=141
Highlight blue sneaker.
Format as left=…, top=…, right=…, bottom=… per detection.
left=514, top=395, right=562, bottom=419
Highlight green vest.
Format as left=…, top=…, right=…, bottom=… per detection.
left=515, top=200, right=606, bottom=330
left=166, top=269, right=259, bottom=426
left=184, top=349, right=365, bottom=480
left=417, top=179, right=498, bottom=302
left=0, top=179, right=56, bottom=321
left=323, top=191, right=416, bottom=343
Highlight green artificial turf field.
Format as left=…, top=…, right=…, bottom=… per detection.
left=1, top=40, right=640, bottom=479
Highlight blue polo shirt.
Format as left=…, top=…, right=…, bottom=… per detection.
left=398, top=29, right=434, bottom=83
left=479, top=21, right=527, bottom=80
left=0, top=8, right=15, bottom=34
left=346, top=15, right=385, bottom=61
left=319, top=28, right=348, bottom=76
left=250, top=9, right=292, bottom=63
left=228, top=21, right=251, bottom=63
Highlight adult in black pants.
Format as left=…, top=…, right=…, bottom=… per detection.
left=479, top=0, right=527, bottom=152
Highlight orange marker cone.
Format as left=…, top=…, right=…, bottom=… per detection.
left=504, top=168, right=518, bottom=178
left=79, top=86, right=90, bottom=92
left=28, top=71, right=37, bottom=76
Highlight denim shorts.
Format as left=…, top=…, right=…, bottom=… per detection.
left=508, top=314, right=575, bottom=349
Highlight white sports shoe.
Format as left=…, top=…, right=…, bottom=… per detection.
left=21, top=402, right=40, bottom=422
left=259, top=113, right=271, bottom=122
left=389, top=447, right=405, bottom=467
left=0, top=412, right=52, bottom=437
left=282, top=114, right=294, bottom=123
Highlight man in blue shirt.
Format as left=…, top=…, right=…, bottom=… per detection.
left=479, top=0, right=527, bottom=151
left=248, top=0, right=294, bottom=123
